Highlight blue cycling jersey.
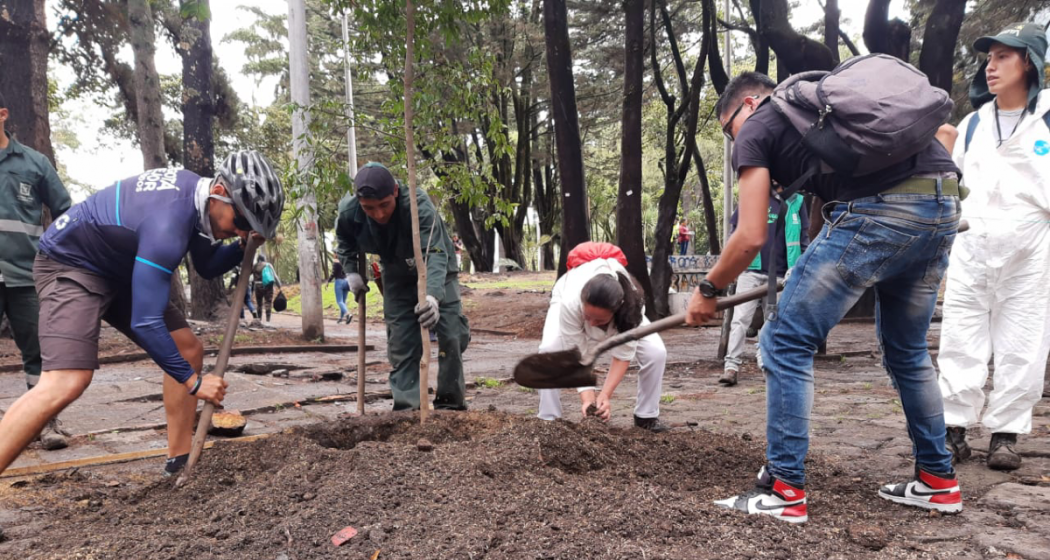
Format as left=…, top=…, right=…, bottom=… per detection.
left=38, top=168, right=244, bottom=383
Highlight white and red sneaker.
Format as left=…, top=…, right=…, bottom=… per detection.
left=714, top=467, right=808, bottom=524
left=878, top=466, right=963, bottom=513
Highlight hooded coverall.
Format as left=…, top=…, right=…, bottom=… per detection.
left=938, top=89, right=1050, bottom=435
left=335, top=180, right=470, bottom=411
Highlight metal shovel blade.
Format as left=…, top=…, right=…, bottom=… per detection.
left=512, top=284, right=779, bottom=390
left=513, top=347, right=598, bottom=389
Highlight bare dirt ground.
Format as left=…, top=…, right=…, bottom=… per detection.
left=0, top=271, right=1048, bottom=559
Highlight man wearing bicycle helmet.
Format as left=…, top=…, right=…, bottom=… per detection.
left=0, top=150, right=284, bottom=478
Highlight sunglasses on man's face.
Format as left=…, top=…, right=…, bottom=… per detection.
left=231, top=205, right=252, bottom=232
left=721, top=96, right=758, bottom=141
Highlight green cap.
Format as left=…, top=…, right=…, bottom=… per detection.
left=969, top=22, right=1048, bottom=110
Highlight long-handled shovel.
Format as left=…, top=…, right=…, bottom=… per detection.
left=176, top=236, right=262, bottom=487
left=513, top=283, right=783, bottom=389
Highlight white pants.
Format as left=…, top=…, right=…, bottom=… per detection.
left=724, top=271, right=767, bottom=372
left=938, top=239, right=1050, bottom=434
left=536, top=303, right=667, bottom=421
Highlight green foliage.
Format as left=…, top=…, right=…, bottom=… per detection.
left=285, top=281, right=387, bottom=321
left=474, top=377, right=502, bottom=389
left=179, top=0, right=211, bottom=22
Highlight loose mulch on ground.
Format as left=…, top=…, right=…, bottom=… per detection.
left=3, top=411, right=964, bottom=559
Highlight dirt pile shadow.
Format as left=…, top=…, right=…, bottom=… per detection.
left=4, top=411, right=962, bottom=559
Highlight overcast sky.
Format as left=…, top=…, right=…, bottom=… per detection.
left=48, top=0, right=907, bottom=201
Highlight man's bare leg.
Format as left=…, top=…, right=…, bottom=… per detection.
left=0, top=369, right=93, bottom=474
left=163, top=328, right=205, bottom=458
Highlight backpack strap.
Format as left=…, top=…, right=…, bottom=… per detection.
left=964, top=112, right=981, bottom=153
left=765, top=166, right=818, bottom=322
left=964, top=108, right=1049, bottom=153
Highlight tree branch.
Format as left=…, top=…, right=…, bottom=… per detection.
left=649, top=0, right=674, bottom=106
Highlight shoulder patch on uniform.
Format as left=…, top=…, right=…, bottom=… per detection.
left=1034, top=140, right=1049, bottom=156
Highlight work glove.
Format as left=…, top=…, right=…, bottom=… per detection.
left=347, top=272, right=369, bottom=302
left=414, top=295, right=440, bottom=329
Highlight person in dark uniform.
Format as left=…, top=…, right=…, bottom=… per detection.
left=335, top=162, right=469, bottom=411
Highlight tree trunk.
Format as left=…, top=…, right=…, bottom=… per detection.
left=288, top=0, right=324, bottom=340
left=534, top=154, right=557, bottom=271
left=543, top=0, right=589, bottom=277
left=759, top=0, right=836, bottom=74
left=616, top=0, right=653, bottom=308
left=186, top=255, right=228, bottom=319
left=918, top=0, right=965, bottom=93
left=691, top=147, right=720, bottom=254
left=863, top=0, right=911, bottom=61
left=647, top=0, right=713, bottom=318
left=824, top=0, right=840, bottom=63
left=127, top=0, right=168, bottom=170
left=176, top=0, right=226, bottom=321
left=748, top=0, right=770, bottom=75
left=169, top=267, right=188, bottom=316
left=127, top=0, right=187, bottom=315
left=0, top=0, right=55, bottom=165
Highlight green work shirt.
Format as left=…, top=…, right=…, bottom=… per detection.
left=0, top=133, right=71, bottom=287
left=335, top=182, right=459, bottom=302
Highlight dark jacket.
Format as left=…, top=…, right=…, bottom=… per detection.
left=0, top=133, right=71, bottom=286
left=335, top=182, right=458, bottom=302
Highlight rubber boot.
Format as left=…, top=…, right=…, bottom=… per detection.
left=946, top=427, right=971, bottom=464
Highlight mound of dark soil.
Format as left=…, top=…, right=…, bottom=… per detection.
left=7, top=412, right=960, bottom=559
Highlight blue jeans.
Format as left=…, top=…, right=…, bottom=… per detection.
left=759, top=193, right=959, bottom=486
left=334, top=277, right=350, bottom=318
left=240, top=283, right=256, bottom=319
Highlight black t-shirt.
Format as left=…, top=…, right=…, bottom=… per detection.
left=731, top=100, right=960, bottom=201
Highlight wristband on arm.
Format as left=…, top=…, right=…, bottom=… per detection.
left=189, top=376, right=203, bottom=395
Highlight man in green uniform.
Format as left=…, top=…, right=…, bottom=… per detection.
left=0, top=92, right=73, bottom=449
left=335, top=162, right=469, bottom=411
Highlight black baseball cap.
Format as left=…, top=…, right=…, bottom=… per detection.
left=355, top=162, right=399, bottom=199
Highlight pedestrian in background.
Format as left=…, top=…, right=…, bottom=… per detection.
left=328, top=259, right=351, bottom=324
left=0, top=91, right=73, bottom=450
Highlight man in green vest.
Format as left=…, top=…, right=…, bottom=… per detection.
left=720, top=193, right=809, bottom=386
left=335, top=162, right=470, bottom=411
left=0, top=92, right=73, bottom=449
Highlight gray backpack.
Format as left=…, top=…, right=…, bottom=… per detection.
left=761, top=54, right=952, bottom=321
left=771, top=53, right=953, bottom=178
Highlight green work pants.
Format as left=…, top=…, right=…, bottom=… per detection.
left=0, top=284, right=42, bottom=388
left=382, top=273, right=470, bottom=411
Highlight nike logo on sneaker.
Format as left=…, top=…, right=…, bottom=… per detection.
left=754, top=498, right=805, bottom=511
left=910, top=487, right=956, bottom=497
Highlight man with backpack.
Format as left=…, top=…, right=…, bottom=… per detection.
left=686, top=65, right=963, bottom=523
left=938, top=23, right=1050, bottom=472
left=253, top=253, right=281, bottom=323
